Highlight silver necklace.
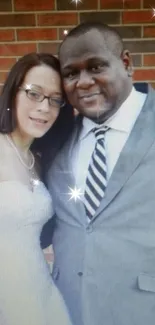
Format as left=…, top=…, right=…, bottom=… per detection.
left=5, top=134, right=35, bottom=170
left=5, top=134, right=40, bottom=190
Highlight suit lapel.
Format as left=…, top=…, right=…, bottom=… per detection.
left=57, top=115, right=82, bottom=179
left=94, top=86, right=155, bottom=218
left=51, top=117, right=87, bottom=225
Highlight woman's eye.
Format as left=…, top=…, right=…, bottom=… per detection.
left=29, top=91, right=41, bottom=99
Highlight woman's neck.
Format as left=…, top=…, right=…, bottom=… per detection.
left=9, top=130, right=34, bottom=154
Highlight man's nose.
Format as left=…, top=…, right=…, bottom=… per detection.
left=76, top=70, right=95, bottom=89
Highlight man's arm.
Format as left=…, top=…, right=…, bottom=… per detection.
left=40, top=214, right=56, bottom=249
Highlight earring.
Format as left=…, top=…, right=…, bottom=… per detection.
left=7, top=108, right=10, bottom=111
left=127, top=67, right=133, bottom=77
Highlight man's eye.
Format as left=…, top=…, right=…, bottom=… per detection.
left=63, top=71, right=78, bottom=79
left=91, top=64, right=103, bottom=72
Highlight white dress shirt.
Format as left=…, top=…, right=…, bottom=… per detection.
left=72, top=87, right=147, bottom=195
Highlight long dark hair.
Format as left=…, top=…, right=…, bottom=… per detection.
left=0, top=52, right=74, bottom=172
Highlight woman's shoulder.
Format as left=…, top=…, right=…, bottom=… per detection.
left=0, top=133, right=9, bottom=154
left=0, top=132, right=6, bottom=142
left=0, top=133, right=14, bottom=181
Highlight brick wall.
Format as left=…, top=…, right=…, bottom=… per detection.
left=0, top=0, right=155, bottom=89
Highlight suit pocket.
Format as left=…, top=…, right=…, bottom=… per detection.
left=52, top=265, right=60, bottom=281
left=138, top=273, right=155, bottom=293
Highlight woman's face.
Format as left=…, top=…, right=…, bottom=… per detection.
left=15, top=64, right=63, bottom=142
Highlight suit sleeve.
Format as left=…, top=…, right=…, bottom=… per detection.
left=40, top=214, right=56, bottom=249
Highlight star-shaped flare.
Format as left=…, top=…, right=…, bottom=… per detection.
left=25, top=84, right=32, bottom=89
left=152, top=8, right=155, bottom=18
left=68, top=186, right=83, bottom=202
left=71, top=0, right=82, bottom=6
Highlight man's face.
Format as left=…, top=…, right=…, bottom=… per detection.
left=59, top=29, right=133, bottom=122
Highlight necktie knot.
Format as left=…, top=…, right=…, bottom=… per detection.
left=93, top=126, right=109, bottom=141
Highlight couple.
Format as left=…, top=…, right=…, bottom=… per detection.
left=0, top=21, right=155, bottom=325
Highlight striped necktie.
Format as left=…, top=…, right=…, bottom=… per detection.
left=84, top=126, right=109, bottom=219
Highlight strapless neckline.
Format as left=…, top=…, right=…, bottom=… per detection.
left=0, top=179, right=44, bottom=193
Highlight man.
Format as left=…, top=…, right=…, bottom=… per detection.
left=41, top=22, right=155, bottom=325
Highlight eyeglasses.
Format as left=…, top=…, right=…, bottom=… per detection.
left=19, top=86, right=66, bottom=109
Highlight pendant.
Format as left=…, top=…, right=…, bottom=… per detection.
left=30, top=178, right=40, bottom=190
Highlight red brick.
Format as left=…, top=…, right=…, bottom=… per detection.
left=100, top=0, right=140, bottom=9
left=57, top=0, right=97, bottom=10
left=144, top=26, right=155, bottom=37
left=14, top=0, right=54, bottom=11
left=0, top=71, right=8, bottom=83
left=143, top=0, right=155, bottom=8
left=151, top=82, right=155, bottom=89
left=133, top=69, right=155, bottom=81
left=123, top=0, right=141, bottom=8
left=80, top=11, right=120, bottom=25
left=0, top=14, right=35, bottom=27
left=0, top=0, right=12, bottom=11
left=17, top=28, right=57, bottom=41
left=37, top=13, right=78, bottom=26
left=0, top=58, right=16, bottom=69
left=0, top=30, right=15, bottom=41
left=124, top=40, right=155, bottom=53
left=143, top=55, right=155, bottom=66
left=0, top=43, right=37, bottom=56
left=122, top=10, right=152, bottom=24
left=38, top=42, right=60, bottom=56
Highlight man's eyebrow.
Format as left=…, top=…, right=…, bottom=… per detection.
left=62, top=56, right=108, bottom=69
left=88, top=57, right=109, bottom=64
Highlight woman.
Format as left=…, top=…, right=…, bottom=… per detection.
left=0, top=53, right=74, bottom=325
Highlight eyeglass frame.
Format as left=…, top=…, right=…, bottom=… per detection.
left=18, top=85, right=66, bottom=108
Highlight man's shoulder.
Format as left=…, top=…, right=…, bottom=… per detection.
left=134, top=83, right=155, bottom=107
left=134, top=82, right=155, bottom=95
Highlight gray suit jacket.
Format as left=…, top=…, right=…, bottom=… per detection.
left=47, top=85, right=155, bottom=325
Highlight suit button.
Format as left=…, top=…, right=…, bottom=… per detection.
left=77, top=272, right=83, bottom=276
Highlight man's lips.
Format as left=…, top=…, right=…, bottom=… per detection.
left=78, top=93, right=103, bottom=104
left=79, top=92, right=101, bottom=99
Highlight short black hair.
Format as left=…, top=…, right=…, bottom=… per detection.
left=0, top=52, right=74, bottom=169
left=59, top=21, right=124, bottom=57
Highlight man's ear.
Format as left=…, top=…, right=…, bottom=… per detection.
left=121, top=49, right=133, bottom=77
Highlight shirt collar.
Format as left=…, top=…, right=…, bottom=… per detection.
left=80, top=86, right=146, bottom=140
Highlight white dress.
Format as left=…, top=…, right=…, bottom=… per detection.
left=0, top=180, right=71, bottom=325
